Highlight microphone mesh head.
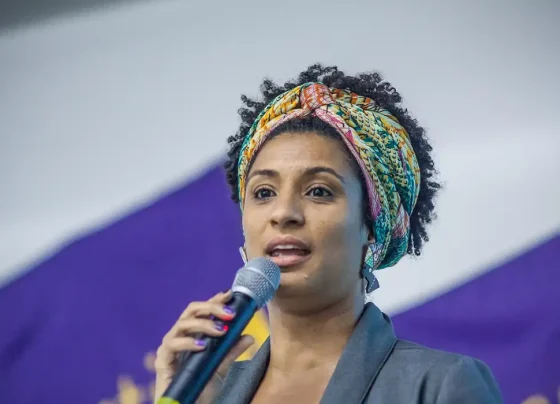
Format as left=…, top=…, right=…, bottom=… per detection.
left=232, top=257, right=280, bottom=308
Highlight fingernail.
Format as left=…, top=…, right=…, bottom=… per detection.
left=214, top=322, right=225, bottom=331
left=195, top=339, right=207, bottom=347
left=223, top=306, right=235, bottom=316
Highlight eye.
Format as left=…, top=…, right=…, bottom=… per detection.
left=254, top=187, right=276, bottom=200
left=306, top=186, right=333, bottom=198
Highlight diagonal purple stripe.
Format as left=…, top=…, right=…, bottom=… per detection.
left=0, top=165, right=244, bottom=403
left=1, top=159, right=558, bottom=403
left=393, top=234, right=560, bottom=403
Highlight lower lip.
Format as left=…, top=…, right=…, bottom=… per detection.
left=268, top=253, right=311, bottom=268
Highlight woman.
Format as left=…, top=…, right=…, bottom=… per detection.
left=154, top=65, right=503, bottom=403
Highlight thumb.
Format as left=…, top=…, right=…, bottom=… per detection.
left=216, top=335, right=255, bottom=377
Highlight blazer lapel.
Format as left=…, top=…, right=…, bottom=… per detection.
left=218, top=303, right=396, bottom=404
left=319, top=303, right=397, bottom=404
left=217, top=339, right=270, bottom=404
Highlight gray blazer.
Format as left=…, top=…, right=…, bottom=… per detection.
left=215, top=303, right=503, bottom=404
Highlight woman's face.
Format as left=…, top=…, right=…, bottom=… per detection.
left=242, top=131, right=369, bottom=308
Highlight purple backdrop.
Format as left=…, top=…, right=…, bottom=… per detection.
left=0, top=165, right=558, bottom=403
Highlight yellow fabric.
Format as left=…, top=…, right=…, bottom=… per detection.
left=237, top=309, right=269, bottom=361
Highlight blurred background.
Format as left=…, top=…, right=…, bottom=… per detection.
left=1, top=0, right=559, bottom=403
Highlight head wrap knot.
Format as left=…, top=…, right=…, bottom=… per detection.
left=237, top=82, right=421, bottom=270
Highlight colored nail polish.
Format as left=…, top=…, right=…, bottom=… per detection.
left=214, top=322, right=225, bottom=331
left=223, top=306, right=235, bottom=316
left=195, top=339, right=207, bottom=347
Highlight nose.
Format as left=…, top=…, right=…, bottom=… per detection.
left=269, top=191, right=305, bottom=229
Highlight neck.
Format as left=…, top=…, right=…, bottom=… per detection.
left=266, top=289, right=364, bottom=374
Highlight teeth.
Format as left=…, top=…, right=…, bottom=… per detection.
left=269, top=244, right=310, bottom=258
left=271, top=249, right=307, bottom=257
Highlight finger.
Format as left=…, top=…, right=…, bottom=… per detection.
left=166, top=336, right=208, bottom=352
left=217, top=335, right=255, bottom=375
left=174, top=318, right=228, bottom=337
left=154, top=336, right=204, bottom=373
left=181, top=302, right=236, bottom=322
left=155, top=334, right=209, bottom=369
left=209, top=289, right=232, bottom=303
left=179, top=293, right=234, bottom=320
left=165, top=308, right=233, bottom=343
left=229, top=335, right=255, bottom=359
left=155, top=344, right=175, bottom=370
left=158, top=335, right=206, bottom=358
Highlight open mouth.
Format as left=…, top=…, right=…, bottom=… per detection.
left=265, top=240, right=312, bottom=268
left=269, top=246, right=311, bottom=257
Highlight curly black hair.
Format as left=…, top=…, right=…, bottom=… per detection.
left=224, top=64, right=440, bottom=258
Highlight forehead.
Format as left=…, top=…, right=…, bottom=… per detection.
left=249, top=131, right=352, bottom=173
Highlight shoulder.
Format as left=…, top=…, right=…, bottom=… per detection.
left=380, top=340, right=503, bottom=403
left=392, top=339, right=492, bottom=372
left=391, top=339, right=475, bottom=368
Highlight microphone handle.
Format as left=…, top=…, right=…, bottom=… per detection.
left=158, top=292, right=258, bottom=404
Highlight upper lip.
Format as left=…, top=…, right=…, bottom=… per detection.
left=265, top=235, right=311, bottom=255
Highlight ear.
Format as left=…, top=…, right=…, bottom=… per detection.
left=360, top=222, right=375, bottom=246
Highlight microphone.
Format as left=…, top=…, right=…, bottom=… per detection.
left=158, top=257, right=281, bottom=404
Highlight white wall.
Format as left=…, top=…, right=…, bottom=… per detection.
left=1, top=0, right=559, bottom=312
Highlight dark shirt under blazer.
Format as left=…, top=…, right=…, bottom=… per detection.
left=215, top=302, right=503, bottom=404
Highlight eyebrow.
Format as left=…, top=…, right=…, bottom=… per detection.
left=247, top=166, right=345, bottom=183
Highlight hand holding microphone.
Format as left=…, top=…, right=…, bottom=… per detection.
left=154, top=257, right=281, bottom=404
left=153, top=290, right=253, bottom=404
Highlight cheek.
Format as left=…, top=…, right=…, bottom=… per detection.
left=315, top=206, right=365, bottom=271
left=316, top=208, right=363, bottom=254
left=241, top=209, right=264, bottom=254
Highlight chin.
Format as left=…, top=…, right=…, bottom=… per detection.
left=275, top=271, right=316, bottom=296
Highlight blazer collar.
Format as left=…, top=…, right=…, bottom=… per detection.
left=216, top=338, right=270, bottom=404
left=219, top=302, right=397, bottom=404
left=319, top=302, right=397, bottom=404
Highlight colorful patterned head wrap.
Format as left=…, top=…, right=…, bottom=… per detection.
left=237, top=82, right=421, bottom=270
